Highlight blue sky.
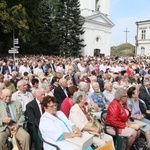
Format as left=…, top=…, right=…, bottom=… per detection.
left=110, top=0, right=150, bottom=46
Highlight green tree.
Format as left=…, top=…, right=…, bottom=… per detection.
left=50, top=0, right=85, bottom=56
left=0, top=0, right=29, bottom=53
left=34, top=0, right=55, bottom=55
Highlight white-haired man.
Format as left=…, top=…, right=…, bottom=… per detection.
left=11, top=80, right=33, bottom=111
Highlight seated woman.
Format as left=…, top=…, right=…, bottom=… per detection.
left=78, top=82, right=98, bottom=109
left=127, top=86, right=150, bottom=148
left=69, top=91, right=115, bottom=149
left=60, top=85, right=78, bottom=118
left=91, top=82, right=110, bottom=110
left=78, top=82, right=100, bottom=119
left=105, top=88, right=140, bottom=150
left=103, top=81, right=115, bottom=103
left=39, top=95, right=92, bottom=150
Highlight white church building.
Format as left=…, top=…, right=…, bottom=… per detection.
left=80, top=0, right=114, bottom=57
left=135, top=20, right=150, bottom=56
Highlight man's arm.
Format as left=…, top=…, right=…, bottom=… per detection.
left=26, top=103, right=39, bottom=127
left=16, top=102, right=25, bottom=126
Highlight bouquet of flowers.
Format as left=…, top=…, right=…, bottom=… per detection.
left=85, top=102, right=104, bottom=138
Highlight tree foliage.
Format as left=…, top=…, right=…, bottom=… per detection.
left=50, top=0, right=85, bottom=56
left=0, top=0, right=29, bottom=52
left=0, top=0, right=85, bottom=56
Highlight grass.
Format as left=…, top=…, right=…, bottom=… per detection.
left=111, top=43, right=135, bottom=56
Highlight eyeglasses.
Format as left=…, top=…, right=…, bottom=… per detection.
left=123, top=95, right=128, bottom=97
left=47, top=104, right=58, bottom=108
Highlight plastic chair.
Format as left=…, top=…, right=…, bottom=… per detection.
left=23, top=120, right=42, bottom=150
left=38, top=130, right=60, bottom=150
left=101, top=109, right=126, bottom=150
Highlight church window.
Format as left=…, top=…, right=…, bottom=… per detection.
left=96, top=37, right=99, bottom=42
left=141, top=30, right=146, bottom=40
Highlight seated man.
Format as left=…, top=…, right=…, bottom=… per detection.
left=11, top=80, right=33, bottom=112
left=0, top=89, right=30, bottom=150
left=26, top=88, right=45, bottom=130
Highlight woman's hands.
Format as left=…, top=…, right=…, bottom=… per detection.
left=136, top=114, right=144, bottom=120
left=126, top=119, right=132, bottom=127
left=72, top=126, right=82, bottom=137
left=91, top=126, right=101, bottom=133
left=91, top=103, right=99, bottom=111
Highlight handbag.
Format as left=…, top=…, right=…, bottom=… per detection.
left=11, top=133, right=22, bottom=150
left=96, top=141, right=113, bottom=150
left=133, top=139, right=149, bottom=150
left=8, top=125, right=22, bottom=150
left=65, top=132, right=94, bottom=150
left=129, top=122, right=143, bottom=130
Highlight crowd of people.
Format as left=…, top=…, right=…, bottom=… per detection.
left=0, top=54, right=150, bottom=150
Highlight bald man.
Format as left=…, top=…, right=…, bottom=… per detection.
left=0, top=89, right=30, bottom=150
left=54, top=78, right=68, bottom=110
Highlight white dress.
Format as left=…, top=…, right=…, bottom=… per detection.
left=39, top=111, right=80, bottom=150
left=69, top=104, right=115, bottom=149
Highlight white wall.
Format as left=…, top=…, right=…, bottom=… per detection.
left=136, top=21, right=150, bottom=56
left=81, top=21, right=111, bottom=56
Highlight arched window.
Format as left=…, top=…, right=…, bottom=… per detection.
left=95, top=0, right=100, bottom=11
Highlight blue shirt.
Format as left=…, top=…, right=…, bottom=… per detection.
left=91, top=92, right=110, bottom=108
left=4, top=102, right=15, bottom=122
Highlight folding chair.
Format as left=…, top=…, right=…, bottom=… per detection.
left=101, top=109, right=127, bottom=150
left=38, top=130, right=60, bottom=150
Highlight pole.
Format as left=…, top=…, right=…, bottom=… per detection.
left=13, top=29, right=15, bottom=61
left=123, top=28, right=130, bottom=43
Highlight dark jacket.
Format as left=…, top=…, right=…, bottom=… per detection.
left=139, top=85, right=150, bottom=109
left=25, top=99, right=41, bottom=129
left=54, top=86, right=67, bottom=110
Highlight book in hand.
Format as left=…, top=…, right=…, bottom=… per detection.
left=129, top=122, right=146, bottom=130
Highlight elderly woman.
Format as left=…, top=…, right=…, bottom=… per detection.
left=78, top=82, right=100, bottom=118
left=39, top=95, right=92, bottom=150
left=60, top=85, right=78, bottom=118
left=78, top=82, right=97, bottom=107
left=105, top=88, right=140, bottom=150
left=103, top=81, right=115, bottom=102
left=127, top=86, right=150, bottom=148
left=69, top=91, right=115, bottom=149
left=91, top=82, right=110, bottom=110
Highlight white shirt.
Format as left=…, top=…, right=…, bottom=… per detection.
left=19, top=65, right=31, bottom=76
left=103, top=90, right=115, bottom=102
left=34, top=67, right=44, bottom=77
left=20, top=92, right=32, bottom=111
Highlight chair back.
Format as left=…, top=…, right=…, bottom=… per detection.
left=100, top=109, right=126, bottom=150
left=100, top=109, right=107, bottom=126
left=23, top=120, right=42, bottom=150
left=38, top=130, right=60, bottom=150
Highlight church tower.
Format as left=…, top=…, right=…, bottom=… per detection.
left=79, top=0, right=114, bottom=56
left=80, top=0, right=109, bottom=16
